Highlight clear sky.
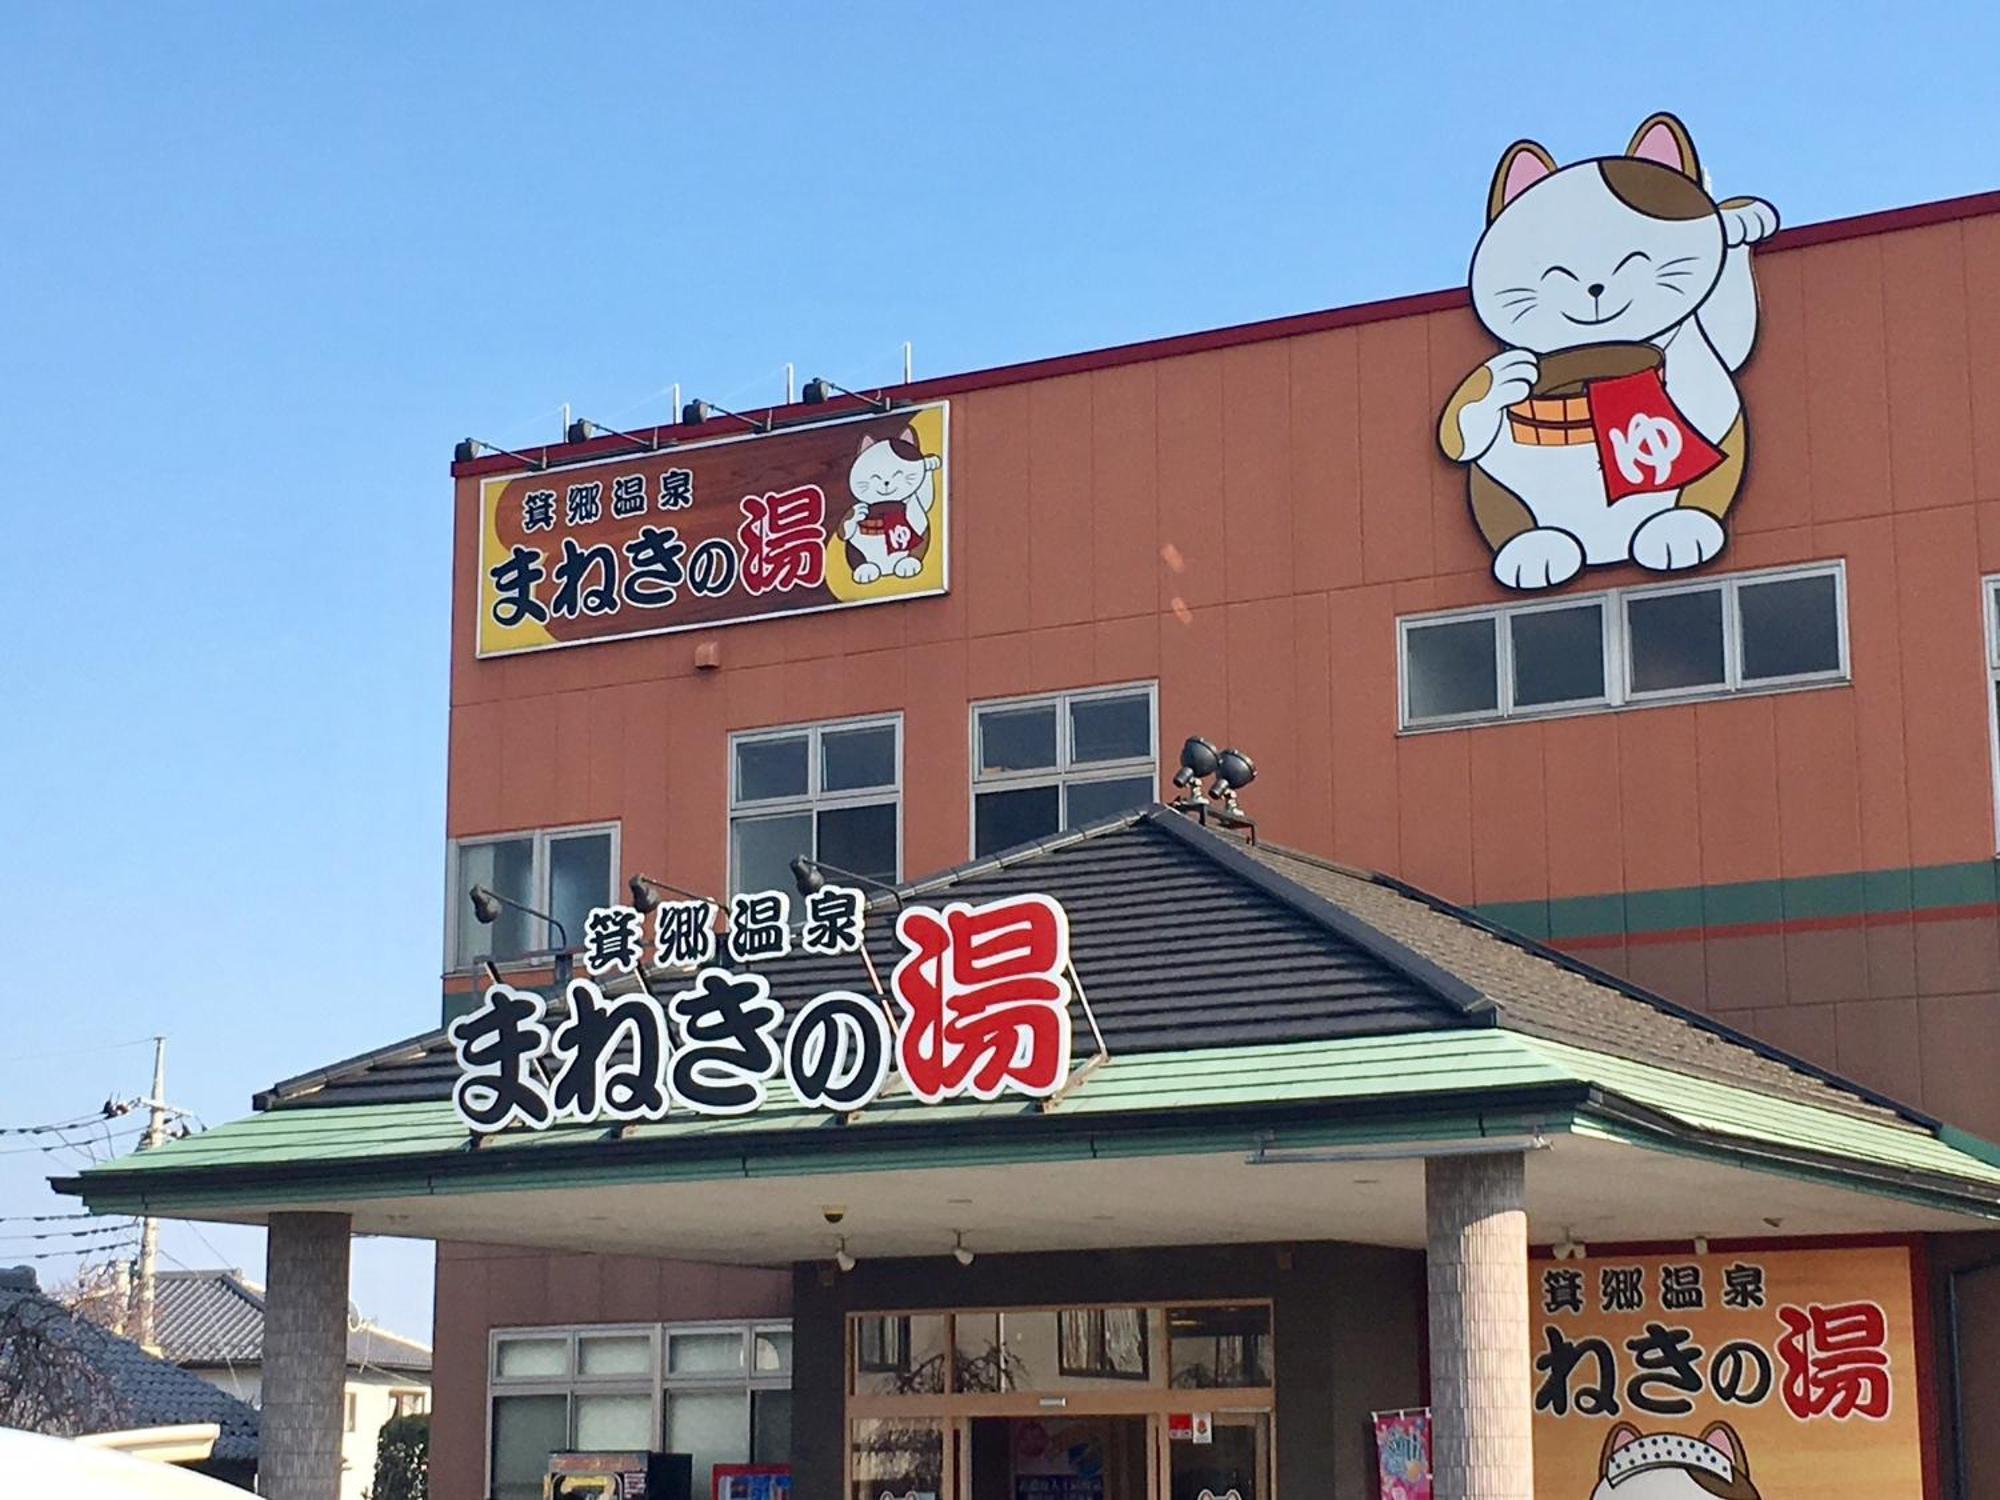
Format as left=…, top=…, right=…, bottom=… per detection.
left=4, top=3, right=1996, bottom=1343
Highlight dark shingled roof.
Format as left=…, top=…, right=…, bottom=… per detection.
left=253, top=806, right=1925, bottom=1133
left=0, top=1268, right=260, bottom=1461
left=153, top=1268, right=430, bottom=1373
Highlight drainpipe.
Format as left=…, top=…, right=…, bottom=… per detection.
left=1949, top=1253, right=2000, bottom=1500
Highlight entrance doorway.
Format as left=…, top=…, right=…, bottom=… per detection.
left=844, top=1304, right=1276, bottom=1500
left=967, top=1415, right=1149, bottom=1500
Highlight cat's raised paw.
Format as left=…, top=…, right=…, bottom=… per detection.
left=1630, top=508, right=1726, bottom=572
left=891, top=556, right=923, bottom=579
left=1492, top=527, right=1584, bottom=590
left=1718, top=197, right=1779, bottom=248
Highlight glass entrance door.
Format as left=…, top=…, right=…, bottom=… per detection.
left=1162, top=1412, right=1269, bottom=1500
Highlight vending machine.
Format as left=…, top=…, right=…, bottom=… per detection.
left=544, top=1450, right=693, bottom=1500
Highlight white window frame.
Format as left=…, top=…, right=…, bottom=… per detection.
left=968, top=681, right=1160, bottom=855
left=728, top=714, right=903, bottom=896
left=486, top=1321, right=792, bottom=1500
left=444, top=821, right=622, bottom=969
left=1397, top=561, right=1849, bottom=731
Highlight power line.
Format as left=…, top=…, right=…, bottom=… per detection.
left=0, top=1126, right=143, bottom=1159
left=11, top=1237, right=140, bottom=1264
left=0, top=1211, right=97, bottom=1224
left=0, top=1110, right=124, bottom=1138
left=0, top=1221, right=138, bottom=1244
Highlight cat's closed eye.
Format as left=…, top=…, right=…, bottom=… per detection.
left=1541, top=265, right=1579, bottom=283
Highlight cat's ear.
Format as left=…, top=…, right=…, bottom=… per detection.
left=1488, top=140, right=1556, bottom=222
left=1598, top=1423, right=1643, bottom=1475
left=1699, top=1422, right=1747, bottom=1476
left=856, top=433, right=874, bottom=455
left=898, top=426, right=918, bottom=448
left=1627, top=112, right=1702, bottom=183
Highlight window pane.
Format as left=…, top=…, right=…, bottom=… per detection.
left=818, top=802, right=898, bottom=884
left=576, top=1392, right=654, bottom=1451
left=852, top=1314, right=949, bottom=1397
left=736, top=735, right=809, bottom=802
left=1405, top=617, right=1498, bottom=721
left=751, top=1389, right=793, bottom=1463
left=548, top=832, right=612, bottom=953
left=1168, top=1304, right=1273, bottom=1388
left=1511, top=604, right=1605, bottom=707
left=1627, top=587, right=1726, bottom=693
left=851, top=1418, right=944, bottom=1500
left=456, top=838, right=535, bottom=965
left=665, top=1389, right=748, bottom=1500
left=753, top=1330, right=792, bottom=1375
left=953, top=1308, right=1150, bottom=1391
left=974, top=785, right=1061, bottom=857
left=733, top=812, right=812, bottom=897
left=1071, top=693, right=1151, bottom=764
left=1065, top=775, right=1155, bottom=828
left=1740, top=572, right=1842, bottom=681
left=978, top=703, right=1058, bottom=775
left=578, top=1334, right=653, bottom=1377
left=822, top=725, right=897, bottom=792
left=492, top=1394, right=568, bottom=1500
left=496, top=1336, right=568, bottom=1378
left=668, top=1330, right=745, bottom=1376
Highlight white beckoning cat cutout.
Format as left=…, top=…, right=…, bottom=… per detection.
left=842, top=428, right=941, bottom=583
left=1589, top=1421, right=1762, bottom=1500
left=1438, top=112, right=1779, bottom=590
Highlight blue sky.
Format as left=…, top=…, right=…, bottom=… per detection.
left=4, top=3, right=1996, bottom=1342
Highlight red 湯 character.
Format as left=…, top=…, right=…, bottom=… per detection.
left=889, top=894, right=1073, bottom=1102
left=738, top=484, right=827, bottom=595
left=1776, top=1300, right=1891, bottom=1420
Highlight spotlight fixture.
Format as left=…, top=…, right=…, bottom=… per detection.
left=833, top=1237, right=857, bottom=1274
left=453, top=437, right=547, bottom=470
left=628, top=873, right=714, bottom=915
left=1171, top=736, right=1219, bottom=792
left=952, top=1231, right=974, bottom=1268
left=468, top=884, right=573, bottom=985
left=681, top=398, right=772, bottom=434
left=1211, top=748, right=1257, bottom=798
left=1552, top=1229, right=1587, bottom=1261
left=800, top=376, right=893, bottom=414
left=789, top=855, right=905, bottom=910
left=565, top=416, right=657, bottom=453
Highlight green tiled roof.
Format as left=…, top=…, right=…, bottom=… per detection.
left=65, top=1030, right=2000, bottom=1220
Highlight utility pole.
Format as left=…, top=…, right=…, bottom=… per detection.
left=134, top=1035, right=166, bottom=1350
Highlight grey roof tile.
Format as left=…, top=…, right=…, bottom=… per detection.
left=153, top=1269, right=431, bottom=1373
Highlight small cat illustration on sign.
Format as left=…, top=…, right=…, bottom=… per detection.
left=1591, top=1421, right=1762, bottom=1499
left=1438, top=113, right=1779, bottom=590
left=842, top=428, right=941, bottom=583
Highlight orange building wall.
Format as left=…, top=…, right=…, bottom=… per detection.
left=444, top=203, right=2000, bottom=1139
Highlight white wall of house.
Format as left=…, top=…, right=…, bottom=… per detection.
left=186, top=1364, right=430, bottom=1500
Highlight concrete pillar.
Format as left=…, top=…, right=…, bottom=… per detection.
left=1425, top=1152, right=1533, bottom=1500
left=261, top=1211, right=353, bottom=1500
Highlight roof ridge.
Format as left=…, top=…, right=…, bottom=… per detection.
left=1139, top=809, right=1496, bottom=1020
left=1266, top=847, right=1938, bottom=1132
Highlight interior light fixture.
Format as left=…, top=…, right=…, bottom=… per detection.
left=952, top=1231, right=975, bottom=1268
left=833, top=1237, right=857, bottom=1274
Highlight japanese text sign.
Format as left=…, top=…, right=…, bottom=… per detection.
left=475, top=403, right=949, bottom=657
left=447, top=889, right=1076, bottom=1130
left=1531, top=1245, right=1924, bottom=1499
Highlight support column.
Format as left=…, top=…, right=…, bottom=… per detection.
left=1425, top=1153, right=1533, bottom=1500
left=261, top=1211, right=353, bottom=1500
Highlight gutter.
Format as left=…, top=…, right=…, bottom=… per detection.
left=53, top=1081, right=1596, bottom=1213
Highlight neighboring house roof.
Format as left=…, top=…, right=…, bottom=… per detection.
left=0, top=1268, right=260, bottom=1463
left=153, top=1268, right=430, bottom=1375
left=56, top=806, right=2000, bottom=1225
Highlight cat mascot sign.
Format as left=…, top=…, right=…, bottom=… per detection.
left=1438, top=113, right=1779, bottom=590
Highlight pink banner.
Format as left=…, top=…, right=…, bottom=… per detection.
left=1372, top=1409, right=1431, bottom=1500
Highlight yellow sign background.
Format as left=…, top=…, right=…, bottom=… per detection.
left=1532, top=1246, right=1925, bottom=1500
